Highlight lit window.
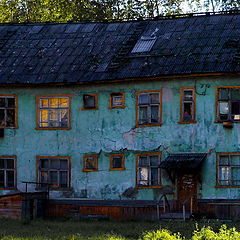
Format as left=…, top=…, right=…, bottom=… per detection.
left=0, top=157, right=16, bottom=188
left=136, top=91, right=161, bottom=126
left=110, top=154, right=125, bottom=170
left=217, top=87, right=240, bottom=122
left=180, top=88, right=196, bottom=123
left=110, top=93, right=125, bottom=108
left=83, top=94, right=98, bottom=110
left=217, top=153, right=240, bottom=187
left=83, top=155, right=98, bottom=171
left=38, top=157, right=70, bottom=189
left=0, top=96, right=17, bottom=128
left=37, top=96, right=70, bottom=129
left=137, top=153, right=161, bottom=187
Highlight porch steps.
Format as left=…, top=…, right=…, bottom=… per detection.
left=160, top=212, right=191, bottom=220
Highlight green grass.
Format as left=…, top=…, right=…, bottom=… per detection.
left=0, top=218, right=240, bottom=240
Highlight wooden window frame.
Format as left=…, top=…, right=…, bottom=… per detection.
left=136, top=152, right=162, bottom=189
left=36, top=95, right=71, bottom=130
left=215, top=86, right=240, bottom=123
left=0, top=156, right=17, bottom=190
left=0, top=95, right=18, bottom=129
left=136, top=90, right=162, bottom=128
left=109, top=154, right=125, bottom=171
left=83, top=155, right=98, bottom=172
left=37, top=156, right=71, bottom=190
left=109, top=92, right=125, bottom=109
left=81, top=94, right=98, bottom=110
left=178, top=87, right=197, bottom=124
left=216, top=152, right=240, bottom=188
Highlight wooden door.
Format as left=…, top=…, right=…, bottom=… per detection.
left=177, top=173, right=198, bottom=212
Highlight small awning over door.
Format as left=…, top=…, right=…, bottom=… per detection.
left=159, top=153, right=207, bottom=170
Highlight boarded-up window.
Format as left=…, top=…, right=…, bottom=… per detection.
left=218, top=153, right=240, bottom=186
left=83, top=155, right=98, bottom=171
left=137, top=153, right=161, bottom=187
left=0, top=96, right=17, bottom=128
left=180, top=88, right=196, bottom=122
left=217, top=88, right=240, bottom=121
left=137, top=91, right=161, bottom=126
left=83, top=94, right=97, bottom=110
left=38, top=157, right=70, bottom=189
left=110, top=93, right=124, bottom=108
left=37, top=96, right=70, bottom=129
left=110, top=154, right=125, bottom=170
left=0, top=157, right=16, bottom=188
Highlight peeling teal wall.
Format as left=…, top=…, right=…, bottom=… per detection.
left=0, top=76, right=240, bottom=200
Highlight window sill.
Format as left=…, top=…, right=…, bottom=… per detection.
left=0, top=126, right=18, bottom=129
left=36, top=187, right=72, bottom=191
left=36, top=127, right=71, bottom=130
left=178, top=121, right=197, bottom=124
left=109, top=168, right=126, bottom=171
left=215, top=185, right=240, bottom=188
left=83, top=169, right=98, bottom=172
left=0, top=187, right=17, bottom=190
left=136, top=123, right=162, bottom=128
left=109, top=106, right=126, bottom=109
left=136, top=185, right=163, bottom=189
left=81, top=108, right=98, bottom=111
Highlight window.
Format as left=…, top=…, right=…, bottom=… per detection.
left=0, top=96, right=17, bottom=128
left=0, top=157, right=16, bottom=189
left=82, top=94, right=98, bottom=110
left=37, top=157, right=70, bottom=189
left=136, top=91, right=161, bottom=127
left=37, top=96, right=70, bottom=129
left=110, top=154, right=125, bottom=170
left=217, top=153, right=240, bottom=187
left=83, top=155, right=98, bottom=171
left=131, top=36, right=156, bottom=53
left=110, top=93, right=125, bottom=109
left=217, top=87, right=240, bottom=122
left=136, top=153, right=161, bottom=187
left=180, top=88, right=196, bottom=123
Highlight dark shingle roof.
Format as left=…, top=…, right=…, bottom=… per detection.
left=159, top=153, right=207, bottom=169
left=1, top=13, right=240, bottom=85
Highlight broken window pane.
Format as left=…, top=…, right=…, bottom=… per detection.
left=6, top=109, right=15, bottom=127
left=112, top=156, right=123, bottom=169
left=83, top=95, right=96, bottom=109
left=40, top=159, right=48, bottom=169
left=6, top=170, right=14, bottom=187
left=7, top=98, right=15, bottom=108
left=0, top=98, right=6, bottom=108
left=6, top=159, right=14, bottom=169
left=183, top=103, right=193, bottom=121
left=0, top=159, right=4, bottom=169
left=85, top=156, right=97, bottom=170
left=231, top=102, right=240, bottom=115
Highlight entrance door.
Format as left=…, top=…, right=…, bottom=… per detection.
left=177, top=173, right=198, bottom=212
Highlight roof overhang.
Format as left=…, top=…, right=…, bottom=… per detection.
left=159, top=153, right=207, bottom=170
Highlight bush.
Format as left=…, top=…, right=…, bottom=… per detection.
left=192, top=225, right=240, bottom=240
left=140, top=229, right=183, bottom=240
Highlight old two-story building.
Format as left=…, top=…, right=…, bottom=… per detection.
left=0, top=11, right=240, bottom=220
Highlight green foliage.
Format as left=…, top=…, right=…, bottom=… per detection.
left=141, top=229, right=183, bottom=240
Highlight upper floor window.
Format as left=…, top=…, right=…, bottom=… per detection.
left=136, top=91, right=161, bottom=127
left=217, top=153, right=240, bottom=187
left=180, top=88, right=196, bottom=123
left=82, top=94, right=98, bottom=110
left=0, top=157, right=16, bottom=189
left=83, top=155, right=98, bottom=172
left=217, top=87, right=240, bottom=122
left=37, top=156, right=70, bottom=189
left=110, top=93, right=125, bottom=109
left=110, top=154, right=125, bottom=170
left=136, top=153, right=161, bottom=188
left=36, top=96, right=70, bottom=129
left=0, top=96, right=17, bottom=128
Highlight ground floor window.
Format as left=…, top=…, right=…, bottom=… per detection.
left=37, top=156, right=70, bottom=189
left=0, top=157, right=16, bottom=188
left=217, top=153, right=240, bottom=186
left=136, top=153, right=161, bottom=187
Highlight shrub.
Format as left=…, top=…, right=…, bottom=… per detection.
left=140, top=229, right=183, bottom=240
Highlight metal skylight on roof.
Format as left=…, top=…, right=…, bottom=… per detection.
left=131, top=36, right=156, bottom=53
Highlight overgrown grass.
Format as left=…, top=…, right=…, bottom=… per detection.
left=0, top=218, right=240, bottom=240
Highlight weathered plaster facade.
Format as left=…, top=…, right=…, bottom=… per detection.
left=1, top=76, right=239, bottom=201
